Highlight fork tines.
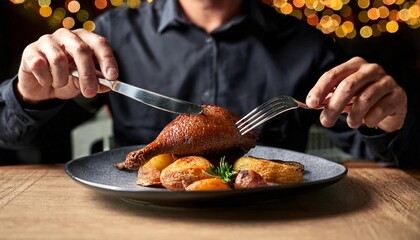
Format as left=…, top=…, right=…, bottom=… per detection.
left=236, top=96, right=299, bottom=135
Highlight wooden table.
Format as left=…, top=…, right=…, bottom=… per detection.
left=0, top=164, right=419, bottom=240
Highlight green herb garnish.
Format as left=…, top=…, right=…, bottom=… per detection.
left=203, top=156, right=237, bottom=183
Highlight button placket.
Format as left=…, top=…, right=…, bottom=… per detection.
left=206, top=35, right=218, bottom=104
left=205, top=37, right=214, bottom=44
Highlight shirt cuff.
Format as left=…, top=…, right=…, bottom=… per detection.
left=2, top=76, right=66, bottom=124
left=358, top=126, right=400, bottom=164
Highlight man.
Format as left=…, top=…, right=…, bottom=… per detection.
left=0, top=0, right=414, bottom=167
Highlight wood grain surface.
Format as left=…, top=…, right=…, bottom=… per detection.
left=0, top=165, right=419, bottom=240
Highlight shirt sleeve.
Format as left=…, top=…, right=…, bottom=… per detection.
left=386, top=105, right=420, bottom=169
left=0, top=76, right=96, bottom=149
left=326, top=112, right=418, bottom=168
left=357, top=116, right=419, bottom=169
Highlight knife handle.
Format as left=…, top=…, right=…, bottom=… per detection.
left=70, top=70, right=114, bottom=89
left=97, top=77, right=113, bottom=89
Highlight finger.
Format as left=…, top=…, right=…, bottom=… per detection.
left=321, top=71, right=377, bottom=127
left=73, top=29, right=119, bottom=80
left=98, top=85, right=111, bottom=93
left=53, top=28, right=99, bottom=98
left=346, top=76, right=394, bottom=128
left=361, top=96, right=395, bottom=129
left=319, top=60, right=383, bottom=127
left=70, top=75, right=80, bottom=90
left=363, top=86, right=407, bottom=132
left=307, top=57, right=366, bottom=108
left=20, top=43, right=53, bottom=87
left=36, top=34, right=70, bottom=88
left=70, top=75, right=109, bottom=94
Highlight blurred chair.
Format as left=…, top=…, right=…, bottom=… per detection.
left=71, top=107, right=113, bottom=159
left=305, top=124, right=352, bottom=162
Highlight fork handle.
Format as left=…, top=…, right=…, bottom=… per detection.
left=306, top=97, right=354, bottom=111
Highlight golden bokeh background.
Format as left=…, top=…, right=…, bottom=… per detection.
left=1, top=0, right=419, bottom=87
left=8, top=0, right=420, bottom=38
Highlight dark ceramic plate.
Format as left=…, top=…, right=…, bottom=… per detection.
left=65, top=145, right=347, bottom=207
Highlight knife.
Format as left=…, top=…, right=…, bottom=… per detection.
left=70, top=71, right=203, bottom=115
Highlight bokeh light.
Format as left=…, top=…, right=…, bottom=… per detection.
left=111, top=0, right=124, bottom=7
left=62, top=16, right=75, bottom=29
left=386, top=20, right=400, bottom=32
left=358, top=0, right=371, bottom=9
left=39, top=6, right=52, bottom=17
left=127, top=0, right=141, bottom=9
left=263, top=0, right=420, bottom=38
left=38, top=0, right=50, bottom=7
left=67, top=1, right=80, bottom=13
left=8, top=0, right=420, bottom=38
left=95, top=0, right=107, bottom=9
left=83, top=20, right=96, bottom=32
left=77, top=9, right=89, bottom=22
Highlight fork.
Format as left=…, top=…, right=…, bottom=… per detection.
left=236, top=95, right=353, bottom=135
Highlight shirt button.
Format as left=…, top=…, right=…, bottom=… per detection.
left=201, top=90, right=212, bottom=100
left=205, top=37, right=213, bottom=43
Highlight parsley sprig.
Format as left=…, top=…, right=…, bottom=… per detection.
left=203, top=157, right=237, bottom=183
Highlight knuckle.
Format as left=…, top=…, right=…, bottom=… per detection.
left=73, top=28, right=88, bottom=35
left=385, top=75, right=397, bottom=86
left=350, top=56, right=365, bottom=64
left=346, top=118, right=359, bottom=129
left=78, top=72, right=97, bottom=79
left=29, top=59, right=45, bottom=72
left=37, top=34, right=53, bottom=43
left=73, top=43, right=93, bottom=55
left=363, top=62, right=385, bottom=75
left=76, top=72, right=97, bottom=82
left=49, top=52, right=68, bottom=67
left=346, top=113, right=361, bottom=129
left=358, top=94, right=373, bottom=106
left=339, top=79, right=356, bottom=94
left=323, top=68, right=340, bottom=81
left=363, top=113, right=381, bottom=128
left=370, top=63, right=384, bottom=73
left=24, top=54, right=47, bottom=71
left=52, top=80, right=67, bottom=88
left=94, top=35, right=110, bottom=46
left=374, top=105, right=386, bottom=117
left=363, top=119, right=376, bottom=128
left=54, top=27, right=71, bottom=36
left=395, top=85, right=406, bottom=97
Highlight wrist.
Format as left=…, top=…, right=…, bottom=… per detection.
left=13, top=80, right=65, bottom=110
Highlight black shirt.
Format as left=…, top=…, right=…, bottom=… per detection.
left=94, top=0, right=343, bottom=149
left=0, top=0, right=413, bottom=167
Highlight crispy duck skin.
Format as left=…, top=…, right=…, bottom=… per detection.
left=115, top=105, right=259, bottom=170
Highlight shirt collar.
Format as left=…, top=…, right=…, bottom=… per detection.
left=157, top=0, right=187, bottom=33
left=157, top=0, right=273, bottom=34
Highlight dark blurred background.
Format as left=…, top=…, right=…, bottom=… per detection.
left=1, top=0, right=419, bottom=164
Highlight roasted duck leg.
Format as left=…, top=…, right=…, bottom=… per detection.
left=115, top=105, right=259, bottom=170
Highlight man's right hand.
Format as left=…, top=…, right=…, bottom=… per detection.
left=16, top=28, right=119, bottom=105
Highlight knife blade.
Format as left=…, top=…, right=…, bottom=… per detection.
left=70, top=71, right=203, bottom=115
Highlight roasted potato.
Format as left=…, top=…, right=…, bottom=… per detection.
left=186, top=178, right=231, bottom=191
left=234, top=169, right=269, bottom=189
left=137, top=154, right=175, bottom=186
left=233, top=156, right=304, bottom=185
left=160, top=156, right=212, bottom=191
